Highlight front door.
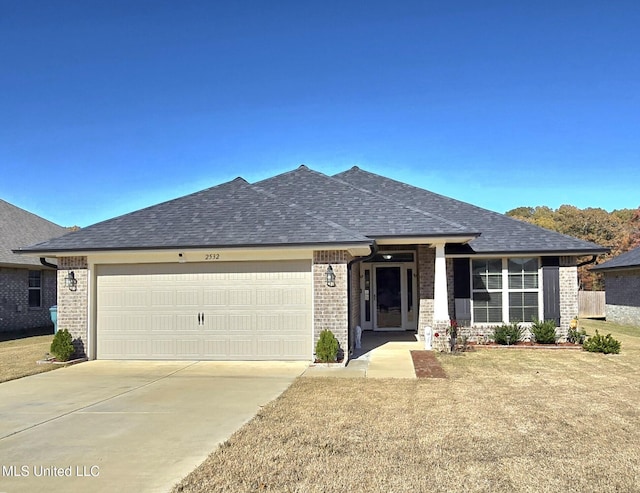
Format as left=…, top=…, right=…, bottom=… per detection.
left=360, top=252, right=417, bottom=331
left=375, top=266, right=402, bottom=329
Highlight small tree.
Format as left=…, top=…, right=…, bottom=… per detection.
left=583, top=330, right=621, bottom=354
left=315, top=329, right=339, bottom=363
left=50, top=329, right=75, bottom=361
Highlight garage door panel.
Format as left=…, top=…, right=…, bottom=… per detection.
left=228, top=289, right=253, bottom=306
left=256, top=289, right=281, bottom=306
left=176, top=340, right=200, bottom=357
left=229, top=339, right=255, bottom=357
left=151, top=339, right=176, bottom=358
left=227, top=314, right=254, bottom=331
left=151, top=290, right=175, bottom=306
left=203, top=338, right=229, bottom=357
left=97, top=261, right=312, bottom=360
left=202, top=289, right=228, bottom=306
left=176, top=289, right=199, bottom=306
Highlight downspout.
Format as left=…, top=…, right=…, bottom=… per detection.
left=346, top=241, right=379, bottom=357
left=577, top=255, right=598, bottom=268
left=40, top=257, right=58, bottom=269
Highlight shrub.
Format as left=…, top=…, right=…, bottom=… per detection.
left=530, top=319, right=558, bottom=344
left=50, top=329, right=75, bottom=361
left=583, top=330, right=621, bottom=354
left=567, top=326, right=588, bottom=344
left=493, top=322, right=523, bottom=345
left=315, top=329, right=339, bottom=362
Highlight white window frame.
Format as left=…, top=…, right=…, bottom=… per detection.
left=28, top=270, right=42, bottom=309
left=471, top=257, right=542, bottom=326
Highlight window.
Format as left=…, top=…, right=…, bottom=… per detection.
left=472, top=260, right=503, bottom=323
left=471, top=258, right=539, bottom=324
left=28, top=271, right=42, bottom=308
left=508, top=258, right=539, bottom=322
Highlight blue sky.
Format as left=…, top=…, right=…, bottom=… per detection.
left=1, top=1, right=638, bottom=227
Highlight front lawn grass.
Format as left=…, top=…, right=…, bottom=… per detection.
left=173, top=320, right=640, bottom=493
left=0, top=334, right=58, bottom=383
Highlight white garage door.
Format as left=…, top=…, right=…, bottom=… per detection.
left=96, top=260, right=312, bottom=360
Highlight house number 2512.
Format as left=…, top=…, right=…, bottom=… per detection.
left=205, top=254, right=220, bottom=260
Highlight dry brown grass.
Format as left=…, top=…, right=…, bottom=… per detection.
left=0, top=334, right=59, bottom=383
left=173, top=320, right=640, bottom=493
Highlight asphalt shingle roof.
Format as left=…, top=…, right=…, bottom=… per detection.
left=254, top=166, right=478, bottom=238
left=18, top=177, right=370, bottom=253
left=16, top=165, right=608, bottom=255
left=0, top=199, right=68, bottom=266
left=334, top=167, right=607, bottom=255
left=592, top=246, right=640, bottom=271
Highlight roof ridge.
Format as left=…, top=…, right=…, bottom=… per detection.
left=328, top=170, right=477, bottom=234
left=249, top=182, right=371, bottom=243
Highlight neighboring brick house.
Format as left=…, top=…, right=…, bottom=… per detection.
left=16, top=166, right=607, bottom=360
left=0, top=200, right=68, bottom=333
left=591, top=246, right=640, bottom=326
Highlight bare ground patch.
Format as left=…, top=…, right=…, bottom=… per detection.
left=173, top=321, right=640, bottom=493
left=0, top=334, right=58, bottom=383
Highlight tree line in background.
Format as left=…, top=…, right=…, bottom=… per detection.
left=506, top=205, right=640, bottom=290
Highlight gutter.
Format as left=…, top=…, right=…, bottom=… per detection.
left=40, top=257, right=58, bottom=270
left=346, top=241, right=379, bottom=357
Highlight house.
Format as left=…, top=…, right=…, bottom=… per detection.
left=1, top=200, right=68, bottom=333
left=15, top=165, right=607, bottom=359
left=591, top=246, right=640, bottom=326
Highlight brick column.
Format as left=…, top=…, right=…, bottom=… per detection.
left=313, top=251, right=351, bottom=359
left=58, top=256, right=88, bottom=357
left=559, top=256, right=578, bottom=340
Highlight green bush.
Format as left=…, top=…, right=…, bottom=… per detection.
left=315, top=329, right=339, bottom=362
left=50, top=329, right=75, bottom=361
left=567, top=326, right=588, bottom=344
left=583, top=330, right=621, bottom=354
left=530, top=319, right=558, bottom=344
left=493, top=322, right=523, bottom=345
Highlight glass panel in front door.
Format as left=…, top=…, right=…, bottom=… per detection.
left=376, top=266, right=402, bottom=328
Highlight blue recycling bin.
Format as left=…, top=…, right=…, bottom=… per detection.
left=49, top=305, right=58, bottom=334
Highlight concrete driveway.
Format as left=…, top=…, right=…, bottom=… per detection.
left=0, top=360, right=307, bottom=493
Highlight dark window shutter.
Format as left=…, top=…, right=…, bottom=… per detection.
left=542, top=266, right=560, bottom=325
left=453, top=259, right=471, bottom=323
left=453, top=259, right=471, bottom=298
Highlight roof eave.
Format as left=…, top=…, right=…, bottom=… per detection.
left=448, top=248, right=609, bottom=257
left=12, top=240, right=375, bottom=258
left=373, top=234, right=480, bottom=246
left=591, top=264, right=640, bottom=272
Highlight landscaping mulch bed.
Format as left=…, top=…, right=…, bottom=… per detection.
left=470, top=342, right=583, bottom=350
left=410, top=350, right=447, bottom=378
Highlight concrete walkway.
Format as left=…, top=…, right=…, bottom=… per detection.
left=303, top=331, right=424, bottom=379
left=0, top=360, right=307, bottom=493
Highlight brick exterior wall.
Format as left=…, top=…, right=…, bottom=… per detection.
left=0, top=267, right=57, bottom=332
left=313, top=250, right=352, bottom=359
left=559, top=257, right=578, bottom=339
left=58, top=257, right=89, bottom=357
left=604, top=269, right=640, bottom=326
